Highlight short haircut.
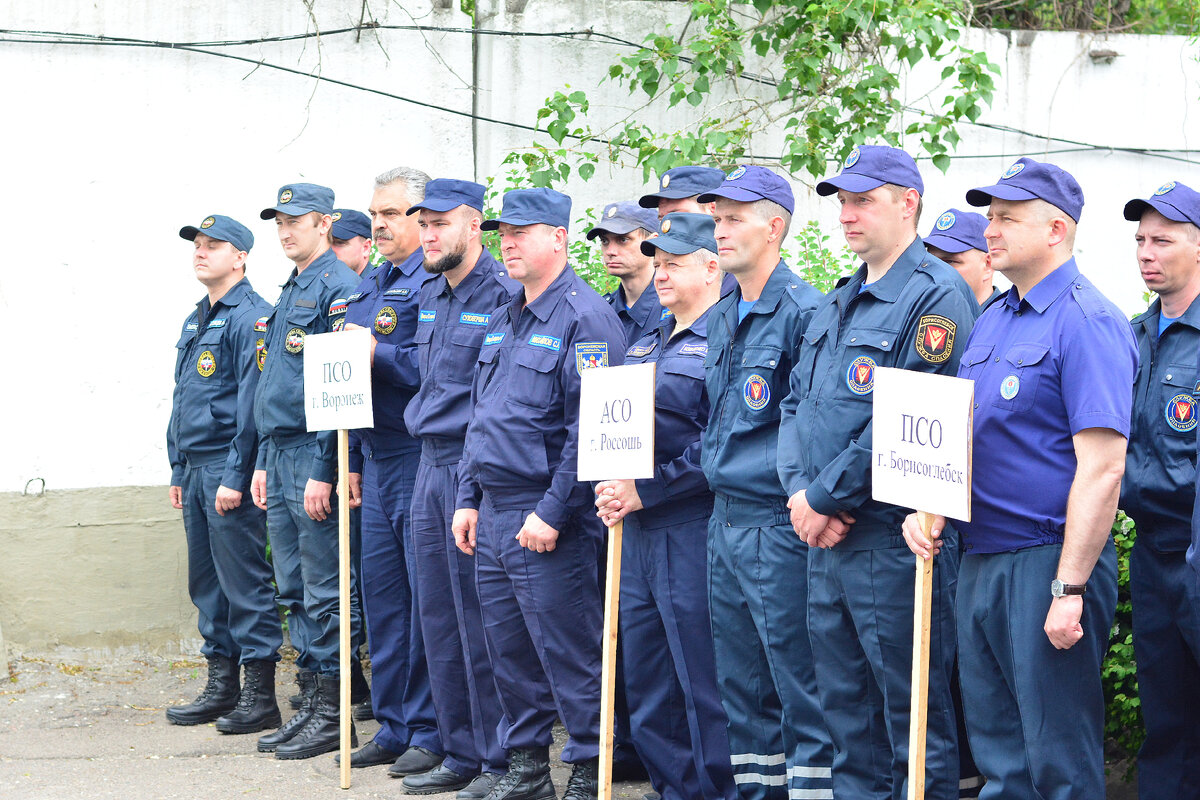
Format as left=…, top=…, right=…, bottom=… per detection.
left=692, top=247, right=718, bottom=265
left=1032, top=199, right=1077, bottom=248
left=750, top=198, right=792, bottom=238
left=884, top=183, right=923, bottom=228
left=1183, top=221, right=1200, bottom=243
left=374, top=166, right=431, bottom=204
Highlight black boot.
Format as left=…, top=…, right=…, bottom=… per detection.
left=561, top=758, right=598, bottom=800
left=215, top=660, right=281, bottom=734
left=257, top=668, right=316, bottom=752
left=350, top=656, right=371, bottom=705
left=483, top=747, right=555, bottom=800
left=165, top=654, right=239, bottom=726
left=275, top=673, right=357, bottom=760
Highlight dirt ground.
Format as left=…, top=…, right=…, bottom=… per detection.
left=0, top=653, right=653, bottom=800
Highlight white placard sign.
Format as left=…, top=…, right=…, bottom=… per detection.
left=303, top=328, right=375, bottom=432
left=578, top=362, right=656, bottom=482
left=871, top=367, right=973, bottom=521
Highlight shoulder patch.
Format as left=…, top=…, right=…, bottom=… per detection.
left=375, top=307, right=398, bottom=335
left=576, top=342, right=609, bottom=373
left=679, top=343, right=708, bottom=357
left=484, top=332, right=506, bottom=346
left=529, top=334, right=562, bottom=352
left=419, top=309, right=436, bottom=323
left=914, top=315, right=956, bottom=364
left=328, top=299, right=348, bottom=316
left=254, top=316, right=269, bottom=332
left=256, top=339, right=266, bottom=371
left=460, top=312, right=490, bottom=327
left=332, top=318, right=346, bottom=332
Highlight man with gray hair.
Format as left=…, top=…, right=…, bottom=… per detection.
left=336, top=166, right=445, bottom=777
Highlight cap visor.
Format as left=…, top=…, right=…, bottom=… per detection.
left=923, top=233, right=973, bottom=254
left=815, top=173, right=886, bottom=197
left=638, top=189, right=701, bottom=207
left=407, top=198, right=465, bottom=215
left=179, top=226, right=200, bottom=241
left=586, top=221, right=642, bottom=240
left=965, top=184, right=1039, bottom=207
left=481, top=215, right=557, bottom=231
left=697, top=187, right=764, bottom=204
left=641, top=234, right=703, bottom=256
left=1124, top=197, right=1196, bottom=225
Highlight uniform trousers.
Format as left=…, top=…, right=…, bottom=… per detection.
left=957, top=540, right=1117, bottom=800
left=707, top=494, right=833, bottom=800
left=181, top=459, right=280, bottom=662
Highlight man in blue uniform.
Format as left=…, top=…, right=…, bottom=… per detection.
left=904, top=158, right=1137, bottom=800
left=924, top=208, right=1000, bottom=308
left=1122, top=181, right=1200, bottom=800
left=401, top=178, right=518, bottom=798
left=339, top=166, right=444, bottom=778
left=594, top=212, right=736, bottom=800
left=331, top=208, right=374, bottom=276
left=778, top=146, right=977, bottom=800
left=249, top=182, right=362, bottom=760
left=452, top=188, right=625, bottom=800
left=166, top=215, right=281, bottom=733
left=638, top=165, right=725, bottom=218
left=587, top=201, right=666, bottom=345
left=696, top=165, right=830, bottom=800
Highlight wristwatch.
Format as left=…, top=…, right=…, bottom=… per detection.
left=1051, top=578, right=1087, bottom=597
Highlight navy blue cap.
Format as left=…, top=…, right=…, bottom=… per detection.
left=966, top=157, right=1085, bottom=222
left=1123, top=181, right=1200, bottom=228
left=407, top=178, right=486, bottom=215
left=586, top=202, right=659, bottom=240
left=260, top=183, right=335, bottom=220
left=640, top=212, right=719, bottom=257
left=924, top=208, right=989, bottom=254
left=816, top=145, right=924, bottom=197
left=180, top=214, right=254, bottom=253
left=638, top=166, right=726, bottom=207
left=330, top=209, right=371, bottom=240
left=698, top=165, right=795, bottom=214
left=481, top=188, right=571, bottom=231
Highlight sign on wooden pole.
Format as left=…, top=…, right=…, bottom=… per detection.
left=303, top=328, right=373, bottom=790
left=871, top=367, right=972, bottom=800
left=578, top=362, right=655, bottom=800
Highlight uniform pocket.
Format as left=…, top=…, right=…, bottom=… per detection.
left=509, top=346, right=559, bottom=408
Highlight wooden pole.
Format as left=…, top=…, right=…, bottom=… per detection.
left=597, top=518, right=623, bottom=800
left=338, top=429, right=351, bottom=790
left=907, top=511, right=935, bottom=800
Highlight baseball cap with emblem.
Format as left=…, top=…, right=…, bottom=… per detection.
left=966, top=157, right=1085, bottom=222
left=586, top=201, right=659, bottom=240
left=640, top=212, right=719, bottom=256
left=816, top=145, right=924, bottom=197
left=1123, top=181, right=1200, bottom=228
left=924, top=208, right=989, bottom=254
left=698, top=165, right=795, bottom=214
left=638, top=166, right=726, bottom=207
left=481, top=188, right=572, bottom=231
left=330, top=209, right=371, bottom=240
left=259, top=182, right=335, bottom=220
left=179, top=214, right=254, bottom=253
left=407, top=178, right=487, bottom=215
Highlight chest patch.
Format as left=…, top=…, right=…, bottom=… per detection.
left=375, top=307, right=398, bottom=335
left=626, top=342, right=657, bottom=358
left=679, top=343, right=707, bottom=357
left=576, top=342, right=609, bottom=373
left=744, top=374, right=770, bottom=410
left=196, top=350, right=217, bottom=377
left=385, top=287, right=413, bottom=297
left=484, top=332, right=506, bottom=346
left=914, top=315, right=955, bottom=364
left=529, top=334, right=561, bottom=352
left=419, top=309, right=436, bottom=323
left=1000, top=375, right=1020, bottom=400
left=285, top=328, right=306, bottom=354
left=847, top=356, right=876, bottom=395
left=207, top=318, right=226, bottom=329
left=1166, top=393, right=1197, bottom=432
left=186, top=322, right=199, bottom=332
left=460, top=312, right=490, bottom=327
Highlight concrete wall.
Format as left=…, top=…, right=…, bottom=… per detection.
left=0, top=0, right=1196, bottom=651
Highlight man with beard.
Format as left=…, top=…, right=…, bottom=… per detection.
left=400, top=178, right=519, bottom=797
left=338, top=166, right=444, bottom=777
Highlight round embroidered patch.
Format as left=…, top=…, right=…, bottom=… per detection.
left=743, top=374, right=770, bottom=410
left=1002, top=162, right=1025, bottom=180
left=935, top=211, right=955, bottom=231
left=280, top=189, right=293, bottom=204
left=728, top=165, right=747, bottom=181
left=1166, top=393, right=1197, bottom=432
left=375, top=306, right=398, bottom=335
left=846, top=356, right=876, bottom=395
left=1000, top=375, right=1020, bottom=400
left=844, top=147, right=861, bottom=168
left=196, top=350, right=216, bottom=377
left=331, top=211, right=342, bottom=222
left=661, top=219, right=672, bottom=233
left=1154, top=181, right=1176, bottom=196
left=662, top=173, right=671, bottom=188
left=284, top=327, right=305, bottom=354
left=200, top=216, right=215, bottom=229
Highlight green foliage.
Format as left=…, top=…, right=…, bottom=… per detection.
left=513, top=1, right=998, bottom=183
left=1103, top=510, right=1143, bottom=776
left=972, top=0, right=1198, bottom=35
left=788, top=220, right=859, bottom=293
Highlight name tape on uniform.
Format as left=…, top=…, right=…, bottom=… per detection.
left=302, top=328, right=375, bottom=432
left=871, top=366, right=973, bottom=521
left=577, top=362, right=656, bottom=481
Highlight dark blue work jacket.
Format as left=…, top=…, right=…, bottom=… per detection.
left=456, top=265, right=626, bottom=531
left=169, top=278, right=271, bottom=491
left=404, top=249, right=519, bottom=465
left=1122, top=296, right=1200, bottom=551
left=624, top=308, right=714, bottom=528
left=607, top=283, right=671, bottom=346
left=252, top=249, right=358, bottom=483
left=344, top=249, right=426, bottom=471
left=701, top=261, right=821, bottom=504
left=778, top=239, right=978, bottom=549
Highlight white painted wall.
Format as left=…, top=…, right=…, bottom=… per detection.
left=0, top=1, right=1196, bottom=491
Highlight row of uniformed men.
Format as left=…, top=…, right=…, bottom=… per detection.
left=165, top=148, right=1200, bottom=800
